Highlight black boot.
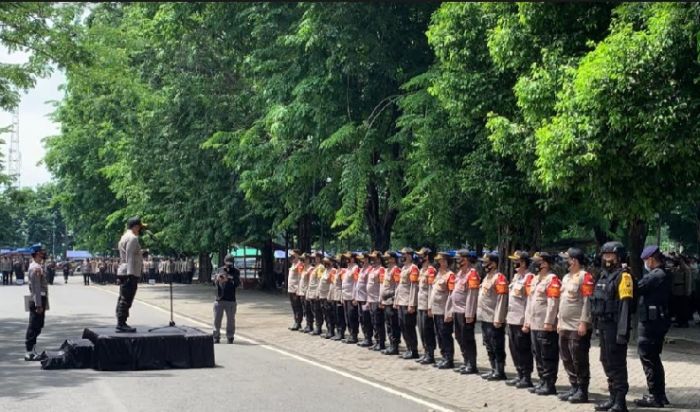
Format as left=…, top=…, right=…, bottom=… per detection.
left=528, top=379, right=543, bottom=393
left=420, top=351, right=435, bottom=365
left=401, top=350, right=419, bottom=360
left=505, top=372, right=522, bottom=386
left=594, top=392, right=615, bottom=411
left=415, top=353, right=427, bottom=363
left=437, top=358, right=454, bottom=369
left=558, top=385, right=578, bottom=401
left=310, top=327, right=321, bottom=336
left=634, top=393, right=664, bottom=408
left=303, top=325, right=313, bottom=334
left=487, top=361, right=507, bottom=381
left=462, top=362, right=479, bottom=375
left=382, top=344, right=399, bottom=355
left=373, top=342, right=386, bottom=351
left=357, top=338, right=373, bottom=347
left=116, top=321, right=136, bottom=333
left=288, top=323, right=301, bottom=331
left=516, top=374, right=534, bottom=389
left=536, top=380, right=557, bottom=396
left=568, top=382, right=588, bottom=404
left=345, top=334, right=358, bottom=344
left=609, top=392, right=628, bottom=412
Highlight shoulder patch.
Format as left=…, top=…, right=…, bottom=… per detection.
left=427, top=268, right=436, bottom=285
left=409, top=265, right=419, bottom=283
left=581, top=272, right=595, bottom=297
left=618, top=272, right=633, bottom=299
left=467, top=268, right=480, bottom=289
left=447, top=272, right=456, bottom=291
left=546, top=276, right=561, bottom=298
left=495, top=273, right=508, bottom=295
left=392, top=267, right=401, bottom=283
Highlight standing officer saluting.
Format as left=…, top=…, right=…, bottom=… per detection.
left=116, top=216, right=146, bottom=333
left=25, top=245, right=48, bottom=361
left=591, top=241, right=634, bottom=412
left=634, top=245, right=672, bottom=408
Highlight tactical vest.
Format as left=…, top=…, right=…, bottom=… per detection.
left=591, top=269, right=621, bottom=322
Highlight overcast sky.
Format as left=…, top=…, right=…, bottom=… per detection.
left=0, top=47, right=65, bottom=188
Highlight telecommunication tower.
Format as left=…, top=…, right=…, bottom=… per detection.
left=7, top=106, right=21, bottom=187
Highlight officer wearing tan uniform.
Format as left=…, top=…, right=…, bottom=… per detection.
left=331, top=255, right=345, bottom=341
left=395, top=247, right=420, bottom=359
left=523, top=252, right=561, bottom=396
left=318, top=256, right=334, bottom=339
left=297, top=253, right=315, bottom=333
left=287, top=250, right=304, bottom=331
left=381, top=251, right=401, bottom=355
left=306, top=252, right=324, bottom=335
left=367, top=251, right=386, bottom=351
left=557, top=247, right=594, bottom=403
left=505, top=251, right=535, bottom=388
left=341, top=252, right=360, bottom=344
left=448, top=249, right=480, bottom=375
left=477, top=252, right=509, bottom=381
left=430, top=251, right=455, bottom=370
left=354, top=253, right=375, bottom=348
left=415, top=248, right=437, bottom=365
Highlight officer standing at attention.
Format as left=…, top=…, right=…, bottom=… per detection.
left=449, top=249, right=480, bottom=375
left=298, top=253, right=315, bottom=334
left=380, top=251, right=401, bottom=356
left=523, top=252, right=561, bottom=396
left=557, top=248, right=595, bottom=404
left=430, top=251, right=455, bottom=370
left=354, top=253, right=375, bottom=348
left=476, top=252, right=509, bottom=381
left=505, top=251, right=535, bottom=388
left=331, top=254, right=346, bottom=341
left=415, top=248, right=437, bottom=365
left=367, top=251, right=386, bottom=352
left=307, top=251, right=324, bottom=336
left=591, top=241, right=634, bottom=412
left=25, top=245, right=48, bottom=361
left=341, top=252, right=360, bottom=344
left=634, top=245, right=672, bottom=408
left=395, top=247, right=420, bottom=359
left=116, top=216, right=146, bottom=333
left=287, top=250, right=304, bottom=331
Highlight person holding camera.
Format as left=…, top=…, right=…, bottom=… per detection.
left=213, top=254, right=241, bottom=344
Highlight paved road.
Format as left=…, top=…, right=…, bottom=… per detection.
left=0, top=283, right=440, bottom=412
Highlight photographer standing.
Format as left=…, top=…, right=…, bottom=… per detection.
left=213, top=255, right=241, bottom=344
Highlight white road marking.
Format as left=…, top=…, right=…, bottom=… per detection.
left=96, top=287, right=454, bottom=412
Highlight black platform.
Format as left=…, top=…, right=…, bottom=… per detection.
left=82, top=326, right=215, bottom=371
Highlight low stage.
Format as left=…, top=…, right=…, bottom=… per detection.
left=82, top=326, right=215, bottom=371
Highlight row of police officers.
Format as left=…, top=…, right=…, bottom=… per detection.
left=286, top=242, right=673, bottom=412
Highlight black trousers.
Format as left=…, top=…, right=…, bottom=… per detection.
left=370, top=303, right=386, bottom=344
left=398, top=306, right=418, bottom=352
left=532, top=330, right=559, bottom=383
left=83, top=274, right=90, bottom=285
left=322, top=299, right=336, bottom=333
left=335, top=301, right=346, bottom=334
left=481, top=322, right=506, bottom=364
left=360, top=303, right=374, bottom=342
left=638, top=320, right=669, bottom=397
left=670, top=295, right=691, bottom=324
left=454, top=315, right=477, bottom=365
left=47, top=271, right=55, bottom=285
left=384, top=305, right=401, bottom=346
left=1, top=271, right=9, bottom=285
left=63, top=271, right=69, bottom=282
left=417, top=309, right=436, bottom=353
left=343, top=300, right=360, bottom=337
left=116, top=275, right=138, bottom=323
left=26, top=297, right=47, bottom=351
left=289, top=293, right=303, bottom=325
left=559, top=330, right=592, bottom=386
left=303, top=296, right=314, bottom=328
left=433, top=314, right=454, bottom=361
left=507, top=324, right=533, bottom=376
left=312, top=299, right=324, bottom=331
left=598, top=323, right=629, bottom=396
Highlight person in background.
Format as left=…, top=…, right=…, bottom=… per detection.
left=213, top=257, right=241, bottom=344
left=63, top=261, right=70, bottom=284
left=2, top=256, right=12, bottom=285
left=669, top=253, right=692, bottom=328
left=25, top=245, right=49, bottom=361
left=82, top=258, right=92, bottom=285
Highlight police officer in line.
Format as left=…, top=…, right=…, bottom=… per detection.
left=341, top=252, right=360, bottom=344
left=317, top=256, right=335, bottom=339
left=25, top=245, right=48, bottom=361
left=431, top=251, right=456, bottom=369
left=287, top=250, right=304, bottom=331
left=298, top=253, right=315, bottom=334
left=306, top=252, right=324, bottom=335
left=634, top=245, right=672, bottom=408
left=367, top=251, right=386, bottom=351
left=395, top=247, right=420, bottom=359
left=591, top=241, right=634, bottom=412
left=477, top=252, right=509, bottom=381
left=557, top=248, right=595, bottom=404
left=505, top=251, right=535, bottom=388
left=380, top=251, right=401, bottom=355
left=523, top=252, right=561, bottom=396
left=415, top=248, right=437, bottom=365
left=115, top=216, right=146, bottom=333
left=331, top=254, right=347, bottom=341
left=450, top=249, right=480, bottom=375
left=353, top=252, right=374, bottom=347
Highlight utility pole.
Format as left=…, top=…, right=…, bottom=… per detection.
left=7, top=106, right=21, bottom=187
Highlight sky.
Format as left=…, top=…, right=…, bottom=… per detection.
left=0, top=48, right=65, bottom=188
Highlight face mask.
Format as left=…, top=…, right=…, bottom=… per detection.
left=644, top=263, right=650, bottom=272
left=533, top=263, right=541, bottom=272
left=603, top=260, right=615, bottom=270
left=513, top=262, right=521, bottom=269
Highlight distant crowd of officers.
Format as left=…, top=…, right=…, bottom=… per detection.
left=0, top=255, right=196, bottom=286
left=285, top=243, right=686, bottom=412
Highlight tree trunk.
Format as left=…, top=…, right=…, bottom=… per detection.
left=198, top=251, right=212, bottom=283
left=218, top=245, right=227, bottom=267
left=497, top=224, right=513, bottom=278
left=626, top=218, right=647, bottom=279
left=593, top=225, right=610, bottom=249
left=260, top=238, right=275, bottom=290
left=364, top=180, right=397, bottom=251
left=298, top=214, right=312, bottom=252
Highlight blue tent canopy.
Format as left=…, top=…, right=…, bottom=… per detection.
left=66, top=250, right=93, bottom=260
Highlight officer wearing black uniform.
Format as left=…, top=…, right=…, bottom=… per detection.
left=634, top=245, right=672, bottom=408
left=591, top=241, right=634, bottom=412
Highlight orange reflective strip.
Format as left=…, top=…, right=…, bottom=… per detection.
left=581, top=272, right=595, bottom=297
left=546, top=276, right=561, bottom=298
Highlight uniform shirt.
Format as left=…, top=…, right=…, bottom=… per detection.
left=1, top=258, right=11, bottom=272
left=524, top=272, right=561, bottom=331
left=287, top=261, right=303, bottom=294
left=447, top=267, right=480, bottom=317
left=395, top=263, right=419, bottom=307
left=557, top=270, right=594, bottom=331
left=332, top=268, right=344, bottom=301
left=82, top=261, right=93, bottom=274
left=417, top=266, right=436, bottom=311
left=342, top=264, right=359, bottom=301
left=476, top=271, right=509, bottom=323
left=366, top=266, right=384, bottom=304
left=317, top=267, right=333, bottom=300
left=353, top=265, right=371, bottom=302
left=506, top=271, right=534, bottom=326
left=637, top=266, right=672, bottom=323
left=430, top=270, right=455, bottom=316
left=118, top=230, right=143, bottom=277
left=297, top=264, right=314, bottom=297
left=306, top=264, right=322, bottom=300
left=28, top=260, right=48, bottom=306
left=380, top=265, right=400, bottom=306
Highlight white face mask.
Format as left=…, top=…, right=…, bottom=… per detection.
left=644, top=263, right=651, bottom=272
